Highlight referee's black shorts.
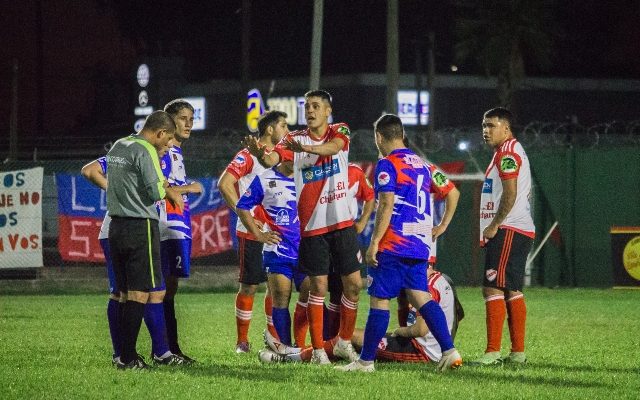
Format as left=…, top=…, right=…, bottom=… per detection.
left=109, top=216, right=163, bottom=292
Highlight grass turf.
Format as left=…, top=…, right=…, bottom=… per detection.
left=1, top=288, right=639, bottom=399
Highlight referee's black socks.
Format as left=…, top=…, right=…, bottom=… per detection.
left=120, top=300, right=146, bottom=364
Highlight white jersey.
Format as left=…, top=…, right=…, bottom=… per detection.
left=480, top=138, right=535, bottom=245
left=274, top=123, right=353, bottom=237
left=224, top=148, right=268, bottom=240
left=410, top=272, right=455, bottom=362
left=347, top=163, right=374, bottom=220
left=158, top=146, right=192, bottom=241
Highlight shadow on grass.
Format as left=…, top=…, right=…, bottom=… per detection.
left=520, top=361, right=640, bottom=375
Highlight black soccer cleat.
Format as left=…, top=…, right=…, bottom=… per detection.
left=116, top=355, right=150, bottom=370
left=152, top=353, right=187, bottom=366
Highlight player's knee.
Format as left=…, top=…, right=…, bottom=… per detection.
left=148, top=290, right=166, bottom=303
left=239, top=284, right=258, bottom=296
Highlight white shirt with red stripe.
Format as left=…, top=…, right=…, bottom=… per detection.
left=347, top=163, right=374, bottom=220
left=410, top=272, right=455, bottom=362
left=224, top=148, right=267, bottom=240
left=426, top=162, right=456, bottom=263
left=273, top=123, right=353, bottom=237
left=479, top=138, right=535, bottom=245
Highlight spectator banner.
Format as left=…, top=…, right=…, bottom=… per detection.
left=610, top=226, right=640, bottom=287
left=0, top=168, right=44, bottom=268
left=56, top=174, right=233, bottom=262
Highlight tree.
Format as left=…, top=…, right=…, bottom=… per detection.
left=454, top=0, right=557, bottom=108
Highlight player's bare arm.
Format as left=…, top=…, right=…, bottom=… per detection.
left=354, top=197, right=375, bottom=234
left=432, top=186, right=460, bottom=240
left=177, top=181, right=204, bottom=195
left=241, top=135, right=279, bottom=167
left=236, top=209, right=281, bottom=245
left=483, top=177, right=517, bottom=240
left=392, top=316, right=428, bottom=338
left=81, top=160, right=107, bottom=190
left=366, top=191, right=394, bottom=266
left=285, top=136, right=345, bottom=156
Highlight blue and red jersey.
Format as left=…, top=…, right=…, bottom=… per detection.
left=374, top=148, right=433, bottom=260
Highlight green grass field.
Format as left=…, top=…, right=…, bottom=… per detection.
left=1, top=288, right=639, bottom=400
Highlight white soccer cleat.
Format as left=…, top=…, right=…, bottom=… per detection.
left=258, top=348, right=288, bottom=364
left=335, top=360, right=375, bottom=372
left=310, top=348, right=331, bottom=365
left=333, top=338, right=359, bottom=362
left=263, top=329, right=301, bottom=355
left=437, top=349, right=463, bottom=372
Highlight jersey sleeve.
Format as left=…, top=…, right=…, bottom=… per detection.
left=225, top=150, right=255, bottom=180
left=236, top=176, right=265, bottom=211
left=160, top=152, right=171, bottom=179
left=374, top=158, right=397, bottom=194
left=496, top=150, right=523, bottom=180
left=97, top=156, right=108, bottom=174
left=429, top=164, right=455, bottom=199
left=332, top=123, right=351, bottom=149
left=136, top=143, right=166, bottom=201
left=356, top=169, right=375, bottom=201
left=273, top=134, right=294, bottom=163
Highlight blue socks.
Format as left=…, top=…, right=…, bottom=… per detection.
left=144, top=303, right=170, bottom=357
left=272, top=307, right=292, bottom=346
left=107, top=299, right=121, bottom=357
left=360, top=308, right=390, bottom=362
left=419, top=300, right=454, bottom=352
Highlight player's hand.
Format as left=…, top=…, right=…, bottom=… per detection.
left=482, top=224, right=499, bottom=241
left=165, top=187, right=184, bottom=212
left=365, top=243, right=379, bottom=267
left=284, top=138, right=304, bottom=153
left=256, top=231, right=282, bottom=245
left=432, top=223, right=447, bottom=240
left=242, top=136, right=265, bottom=158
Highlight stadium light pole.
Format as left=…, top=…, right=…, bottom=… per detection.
left=309, top=0, right=324, bottom=90
left=386, top=0, right=399, bottom=114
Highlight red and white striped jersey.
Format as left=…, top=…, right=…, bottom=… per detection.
left=347, top=163, right=374, bottom=220
left=480, top=138, right=535, bottom=245
left=273, top=123, right=353, bottom=237
left=410, top=272, right=455, bottom=362
left=223, top=148, right=268, bottom=240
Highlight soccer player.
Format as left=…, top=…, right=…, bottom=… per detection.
left=106, top=111, right=184, bottom=369
left=244, top=90, right=362, bottom=364
left=324, top=163, right=375, bottom=340
left=236, top=160, right=306, bottom=347
left=218, top=110, right=289, bottom=353
left=337, top=114, right=462, bottom=372
left=471, top=107, right=535, bottom=366
left=154, top=99, right=204, bottom=363
left=397, top=161, right=460, bottom=327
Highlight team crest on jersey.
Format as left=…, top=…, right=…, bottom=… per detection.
left=234, top=154, right=246, bottom=164
left=173, top=153, right=178, bottom=161
left=161, top=159, right=167, bottom=169
left=337, top=125, right=351, bottom=137
left=500, top=155, right=518, bottom=173
left=269, top=180, right=276, bottom=188
left=486, top=269, right=497, bottom=282
left=243, top=188, right=251, bottom=197
left=276, top=209, right=290, bottom=225
left=377, top=171, right=390, bottom=186
left=402, top=154, right=424, bottom=168
left=432, top=171, right=448, bottom=187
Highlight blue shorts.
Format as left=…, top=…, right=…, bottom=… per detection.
left=367, top=252, right=428, bottom=299
left=161, top=239, right=191, bottom=279
left=99, top=238, right=117, bottom=295
left=263, top=251, right=307, bottom=291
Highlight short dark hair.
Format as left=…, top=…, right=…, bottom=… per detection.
left=143, top=110, right=176, bottom=133
left=304, top=90, right=332, bottom=107
left=374, top=114, right=404, bottom=141
left=163, top=99, right=195, bottom=116
left=257, top=110, right=288, bottom=137
left=484, top=107, right=514, bottom=127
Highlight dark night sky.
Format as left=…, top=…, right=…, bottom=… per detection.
left=2, top=0, right=640, bottom=140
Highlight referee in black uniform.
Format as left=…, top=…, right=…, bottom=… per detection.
left=106, top=110, right=184, bottom=369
